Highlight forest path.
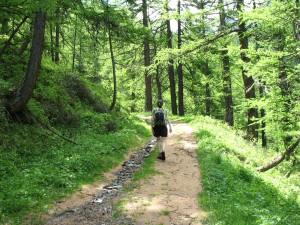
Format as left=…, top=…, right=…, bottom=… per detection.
left=119, top=121, right=204, bottom=225
left=44, top=121, right=204, bottom=225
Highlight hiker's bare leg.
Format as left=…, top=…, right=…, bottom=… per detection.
left=157, top=137, right=162, bottom=152
left=157, top=136, right=166, bottom=160
left=161, top=137, right=166, bottom=152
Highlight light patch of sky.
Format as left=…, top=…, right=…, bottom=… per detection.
left=168, top=0, right=267, bottom=31
left=128, top=0, right=267, bottom=32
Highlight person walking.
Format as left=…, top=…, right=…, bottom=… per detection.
left=151, top=100, right=172, bottom=160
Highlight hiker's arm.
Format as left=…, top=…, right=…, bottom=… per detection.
left=151, top=113, right=155, bottom=134
left=167, top=118, right=172, bottom=133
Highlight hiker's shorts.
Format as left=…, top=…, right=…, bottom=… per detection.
left=153, top=125, right=168, bottom=137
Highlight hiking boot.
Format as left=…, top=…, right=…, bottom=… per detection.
left=157, top=151, right=166, bottom=161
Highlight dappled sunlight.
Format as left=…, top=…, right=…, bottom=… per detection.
left=124, top=195, right=165, bottom=214
left=123, top=192, right=205, bottom=224
left=119, top=122, right=205, bottom=225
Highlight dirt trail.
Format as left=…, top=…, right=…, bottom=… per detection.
left=120, top=121, right=204, bottom=225
left=44, top=121, right=203, bottom=225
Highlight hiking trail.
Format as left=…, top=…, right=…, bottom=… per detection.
left=44, top=121, right=204, bottom=225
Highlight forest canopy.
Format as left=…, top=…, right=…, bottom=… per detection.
left=1, top=0, right=300, bottom=171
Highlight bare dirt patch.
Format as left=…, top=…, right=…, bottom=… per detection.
left=119, top=121, right=204, bottom=225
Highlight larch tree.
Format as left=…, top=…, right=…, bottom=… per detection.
left=165, top=0, right=178, bottom=115
left=142, top=0, right=153, bottom=111
left=219, top=0, right=234, bottom=126
left=177, top=0, right=184, bottom=116
left=237, top=0, right=258, bottom=140
left=8, top=5, right=47, bottom=117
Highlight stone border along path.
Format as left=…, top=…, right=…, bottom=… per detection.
left=45, top=139, right=156, bottom=225
left=45, top=121, right=203, bottom=225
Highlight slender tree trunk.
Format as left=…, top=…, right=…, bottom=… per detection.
left=155, top=65, right=162, bottom=100
left=203, top=60, right=211, bottom=116
left=50, top=23, right=55, bottom=62
left=142, top=0, right=152, bottom=111
left=177, top=0, right=184, bottom=116
left=294, top=0, right=300, bottom=41
left=78, top=29, right=83, bottom=72
left=8, top=9, right=46, bottom=114
left=237, top=0, right=258, bottom=140
left=108, top=29, right=117, bottom=111
left=278, top=32, right=292, bottom=146
left=72, top=15, right=77, bottom=71
left=199, top=1, right=211, bottom=117
left=252, top=0, right=266, bottom=146
left=55, top=12, right=60, bottom=63
left=259, top=84, right=267, bottom=147
left=167, top=27, right=177, bottom=115
left=219, top=0, right=234, bottom=126
left=153, top=41, right=162, bottom=99
left=165, top=1, right=177, bottom=115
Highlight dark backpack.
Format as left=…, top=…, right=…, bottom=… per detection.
left=154, top=109, right=165, bottom=126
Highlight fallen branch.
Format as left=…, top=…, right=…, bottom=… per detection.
left=256, top=136, right=300, bottom=172
left=43, top=124, right=82, bottom=146
left=35, top=116, right=82, bottom=145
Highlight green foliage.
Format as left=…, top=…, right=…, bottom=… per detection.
left=0, top=113, right=151, bottom=225
left=192, top=116, right=300, bottom=225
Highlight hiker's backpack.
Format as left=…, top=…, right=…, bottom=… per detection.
left=154, top=108, right=165, bottom=126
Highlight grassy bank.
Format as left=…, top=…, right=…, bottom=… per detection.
left=0, top=113, right=151, bottom=225
left=191, top=116, right=300, bottom=225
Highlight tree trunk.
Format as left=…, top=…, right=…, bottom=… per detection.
left=166, top=4, right=177, bottom=115
left=278, top=32, right=292, bottom=146
left=199, top=1, right=211, bottom=117
left=154, top=42, right=162, bottom=100
left=205, top=81, right=211, bottom=116
left=237, top=0, right=258, bottom=140
left=108, top=29, right=117, bottom=111
left=155, top=66, right=162, bottom=100
left=259, top=84, right=267, bottom=147
left=177, top=0, right=184, bottom=116
left=50, top=23, right=55, bottom=62
left=72, top=15, right=77, bottom=71
left=256, top=136, right=300, bottom=172
left=219, top=0, right=234, bottom=126
left=294, top=0, right=300, bottom=41
left=8, top=10, right=46, bottom=115
left=55, top=17, right=60, bottom=63
left=142, top=0, right=152, bottom=111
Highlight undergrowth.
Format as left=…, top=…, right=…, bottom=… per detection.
left=0, top=113, right=150, bottom=225
left=191, top=116, right=300, bottom=225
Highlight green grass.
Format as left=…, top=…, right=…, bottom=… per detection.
left=131, top=147, right=161, bottom=183
left=191, top=116, right=300, bottom=225
left=0, top=114, right=151, bottom=225
left=159, top=210, right=170, bottom=216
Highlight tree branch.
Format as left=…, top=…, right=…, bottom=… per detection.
left=0, top=16, right=29, bottom=57
left=256, top=136, right=300, bottom=172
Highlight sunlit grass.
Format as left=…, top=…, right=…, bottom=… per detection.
left=191, top=115, right=300, bottom=225
left=0, top=114, right=151, bottom=225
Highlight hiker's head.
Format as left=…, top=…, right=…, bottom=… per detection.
left=157, top=100, right=163, bottom=108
